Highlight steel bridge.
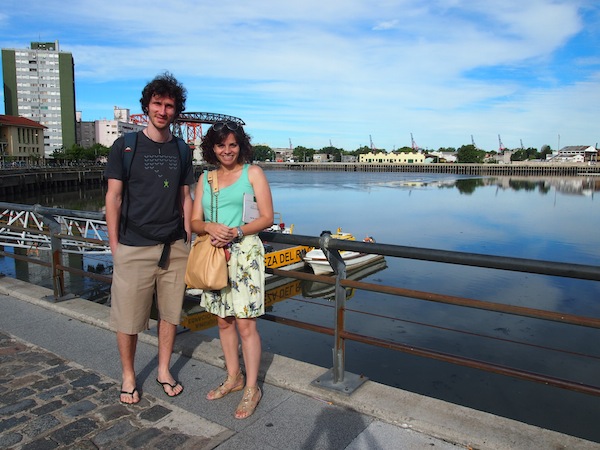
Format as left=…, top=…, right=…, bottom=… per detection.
left=130, top=112, right=245, bottom=143
left=0, top=203, right=109, bottom=255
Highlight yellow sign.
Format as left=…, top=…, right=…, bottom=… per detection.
left=180, top=311, right=217, bottom=332
left=181, top=279, right=303, bottom=331
left=264, top=245, right=312, bottom=269
left=265, top=279, right=303, bottom=306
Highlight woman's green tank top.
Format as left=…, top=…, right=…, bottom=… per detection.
left=202, top=164, right=254, bottom=227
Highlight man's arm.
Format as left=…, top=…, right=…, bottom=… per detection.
left=105, top=178, right=123, bottom=255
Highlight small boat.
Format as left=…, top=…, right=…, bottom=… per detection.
left=302, top=257, right=387, bottom=299
left=302, top=228, right=381, bottom=275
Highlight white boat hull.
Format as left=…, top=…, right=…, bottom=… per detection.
left=303, top=249, right=383, bottom=275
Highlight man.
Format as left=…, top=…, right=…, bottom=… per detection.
left=104, top=72, right=193, bottom=404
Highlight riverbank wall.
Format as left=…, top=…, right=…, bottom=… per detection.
left=259, top=161, right=600, bottom=175
left=1, top=162, right=599, bottom=196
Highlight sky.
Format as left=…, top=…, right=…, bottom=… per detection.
left=1, top=0, right=599, bottom=152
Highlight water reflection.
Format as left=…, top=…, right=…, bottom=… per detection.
left=181, top=257, right=388, bottom=332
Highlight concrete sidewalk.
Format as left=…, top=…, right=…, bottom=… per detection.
left=0, top=276, right=597, bottom=449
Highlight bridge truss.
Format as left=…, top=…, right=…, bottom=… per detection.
left=0, top=205, right=109, bottom=255
left=130, top=112, right=245, bottom=143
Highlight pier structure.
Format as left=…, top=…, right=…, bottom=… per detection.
left=260, top=161, right=600, bottom=176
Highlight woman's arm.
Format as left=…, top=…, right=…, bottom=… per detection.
left=242, top=165, right=274, bottom=235
left=180, top=184, right=192, bottom=243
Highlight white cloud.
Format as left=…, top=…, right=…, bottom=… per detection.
left=2, top=0, right=599, bottom=150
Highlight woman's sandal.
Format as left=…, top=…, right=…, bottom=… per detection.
left=206, top=369, right=244, bottom=400
left=234, top=386, right=262, bottom=419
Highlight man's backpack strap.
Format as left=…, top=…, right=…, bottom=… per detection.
left=122, top=132, right=138, bottom=181
left=174, top=137, right=191, bottom=184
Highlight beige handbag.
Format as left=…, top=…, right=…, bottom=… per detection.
left=185, top=171, right=228, bottom=290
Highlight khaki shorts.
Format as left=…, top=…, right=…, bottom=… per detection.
left=110, top=239, right=189, bottom=334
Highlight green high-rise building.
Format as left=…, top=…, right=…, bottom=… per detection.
left=2, top=41, right=76, bottom=159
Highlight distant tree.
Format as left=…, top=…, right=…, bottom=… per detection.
left=293, top=146, right=315, bottom=162
left=351, top=145, right=371, bottom=156
left=511, top=147, right=540, bottom=161
left=457, top=144, right=485, bottom=163
left=253, top=144, right=273, bottom=161
left=393, top=146, right=413, bottom=153
left=51, top=144, right=85, bottom=163
left=51, top=147, right=66, bottom=162
left=540, top=145, right=552, bottom=160
left=89, top=143, right=110, bottom=159
left=66, top=144, right=86, bottom=161
left=319, top=146, right=342, bottom=162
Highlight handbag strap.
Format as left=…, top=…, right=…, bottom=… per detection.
left=207, top=170, right=219, bottom=223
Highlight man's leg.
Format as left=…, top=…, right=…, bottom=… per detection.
left=155, top=240, right=187, bottom=397
left=156, top=319, right=183, bottom=396
left=117, top=331, right=140, bottom=403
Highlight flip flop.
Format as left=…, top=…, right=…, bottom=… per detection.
left=119, top=387, right=140, bottom=404
left=156, top=379, right=184, bottom=397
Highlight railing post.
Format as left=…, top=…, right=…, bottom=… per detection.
left=34, top=205, right=64, bottom=299
left=311, top=231, right=368, bottom=395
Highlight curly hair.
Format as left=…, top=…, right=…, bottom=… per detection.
left=140, top=72, right=187, bottom=117
left=201, top=123, right=253, bottom=165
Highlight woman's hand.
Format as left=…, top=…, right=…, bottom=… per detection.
left=207, top=222, right=235, bottom=247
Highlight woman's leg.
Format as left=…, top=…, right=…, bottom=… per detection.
left=217, top=316, right=241, bottom=375
left=206, top=315, right=245, bottom=400
left=235, top=318, right=262, bottom=419
left=236, top=318, right=261, bottom=387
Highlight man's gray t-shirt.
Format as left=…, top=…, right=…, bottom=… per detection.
left=104, top=131, right=194, bottom=246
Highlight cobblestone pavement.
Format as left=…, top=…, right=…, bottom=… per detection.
left=0, top=332, right=230, bottom=450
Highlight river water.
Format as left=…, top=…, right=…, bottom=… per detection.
left=2, top=170, right=600, bottom=442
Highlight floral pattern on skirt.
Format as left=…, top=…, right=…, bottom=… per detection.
left=200, top=234, right=265, bottom=318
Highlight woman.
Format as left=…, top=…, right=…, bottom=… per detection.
left=190, top=121, right=274, bottom=419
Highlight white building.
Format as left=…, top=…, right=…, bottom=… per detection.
left=359, top=151, right=425, bottom=164
left=426, top=151, right=457, bottom=163
left=548, top=146, right=598, bottom=163
left=95, top=107, right=144, bottom=147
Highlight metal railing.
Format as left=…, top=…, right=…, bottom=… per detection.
left=1, top=202, right=599, bottom=397
left=261, top=230, right=600, bottom=395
